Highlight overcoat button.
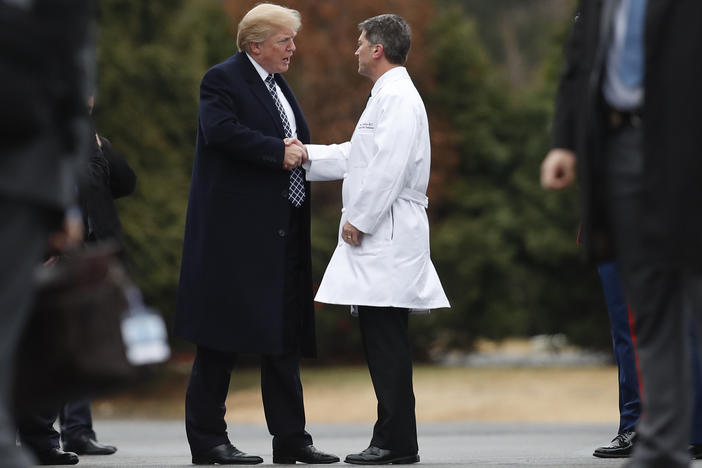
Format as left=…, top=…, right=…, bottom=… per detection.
left=281, top=189, right=288, bottom=198
left=278, top=229, right=286, bottom=237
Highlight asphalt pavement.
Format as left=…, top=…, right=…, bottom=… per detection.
left=34, top=420, right=702, bottom=467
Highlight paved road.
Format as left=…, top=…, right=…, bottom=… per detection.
left=36, top=420, right=702, bottom=467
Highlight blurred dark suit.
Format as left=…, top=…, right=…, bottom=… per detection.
left=0, top=0, right=93, bottom=466
left=552, top=1, right=702, bottom=466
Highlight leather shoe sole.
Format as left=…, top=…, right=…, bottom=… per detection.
left=592, top=448, right=633, bottom=459
left=344, top=454, right=420, bottom=465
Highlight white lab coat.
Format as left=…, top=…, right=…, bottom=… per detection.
left=305, top=67, right=449, bottom=313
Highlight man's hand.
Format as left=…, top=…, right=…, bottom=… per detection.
left=283, top=138, right=306, bottom=170
left=342, top=221, right=363, bottom=247
left=284, top=137, right=308, bottom=165
left=541, top=148, right=577, bottom=190
left=47, top=211, right=83, bottom=253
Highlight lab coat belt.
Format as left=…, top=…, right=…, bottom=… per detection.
left=398, top=187, right=428, bottom=208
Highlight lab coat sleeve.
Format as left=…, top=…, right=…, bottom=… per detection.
left=303, top=142, right=351, bottom=181
left=345, top=94, right=417, bottom=234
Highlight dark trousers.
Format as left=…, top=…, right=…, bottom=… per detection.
left=185, top=346, right=312, bottom=455
left=598, top=261, right=702, bottom=442
left=597, top=261, right=641, bottom=434
left=17, top=400, right=95, bottom=454
left=604, top=125, right=702, bottom=467
left=357, top=306, right=417, bottom=455
left=0, top=200, right=53, bottom=467
left=60, top=400, right=95, bottom=443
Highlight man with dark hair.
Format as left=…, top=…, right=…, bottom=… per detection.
left=298, top=13, right=449, bottom=466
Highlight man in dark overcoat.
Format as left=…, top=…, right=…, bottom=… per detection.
left=541, top=1, right=702, bottom=466
left=174, top=3, right=338, bottom=465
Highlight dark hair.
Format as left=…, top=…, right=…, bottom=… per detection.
left=358, top=14, right=411, bottom=66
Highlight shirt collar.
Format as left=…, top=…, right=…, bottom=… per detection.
left=370, top=66, right=408, bottom=98
left=246, top=52, right=270, bottom=83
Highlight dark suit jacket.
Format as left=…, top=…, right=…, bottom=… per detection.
left=553, top=0, right=702, bottom=267
left=77, top=135, right=136, bottom=244
left=175, top=52, right=316, bottom=356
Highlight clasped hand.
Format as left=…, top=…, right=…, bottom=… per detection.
left=283, top=138, right=308, bottom=170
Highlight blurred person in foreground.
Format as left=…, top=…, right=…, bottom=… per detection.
left=298, top=13, right=449, bottom=465
left=0, top=0, right=93, bottom=466
left=16, top=93, right=135, bottom=464
left=541, top=1, right=702, bottom=466
left=174, top=3, right=338, bottom=465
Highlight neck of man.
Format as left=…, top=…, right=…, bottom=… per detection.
left=369, top=60, right=401, bottom=83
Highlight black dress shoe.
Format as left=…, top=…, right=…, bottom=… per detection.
left=593, top=431, right=636, bottom=458
left=63, top=435, right=117, bottom=455
left=192, top=443, right=263, bottom=465
left=690, top=444, right=702, bottom=459
left=273, top=444, right=340, bottom=464
left=36, top=448, right=79, bottom=465
left=345, top=446, right=419, bottom=465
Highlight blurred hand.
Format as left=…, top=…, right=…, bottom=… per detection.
left=541, top=148, right=576, bottom=190
left=283, top=140, right=304, bottom=170
left=284, top=137, right=308, bottom=164
left=342, top=221, right=363, bottom=247
left=47, top=212, right=83, bottom=253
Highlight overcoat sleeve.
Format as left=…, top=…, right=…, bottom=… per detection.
left=552, top=2, right=584, bottom=151
left=100, top=136, right=137, bottom=199
left=198, top=67, right=285, bottom=170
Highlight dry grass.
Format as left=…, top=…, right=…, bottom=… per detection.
left=93, top=365, right=619, bottom=424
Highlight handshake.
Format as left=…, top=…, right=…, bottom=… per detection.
left=283, top=137, right=308, bottom=171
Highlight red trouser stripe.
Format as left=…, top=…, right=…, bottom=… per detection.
left=627, top=302, right=644, bottom=401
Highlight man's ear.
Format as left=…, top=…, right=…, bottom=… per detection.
left=372, top=44, right=384, bottom=60
left=249, top=42, right=260, bottom=55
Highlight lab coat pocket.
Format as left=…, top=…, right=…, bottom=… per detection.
left=349, top=233, right=389, bottom=257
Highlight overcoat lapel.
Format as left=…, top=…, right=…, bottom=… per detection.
left=592, top=0, right=619, bottom=78
left=276, top=75, right=308, bottom=141
left=239, top=53, right=287, bottom=139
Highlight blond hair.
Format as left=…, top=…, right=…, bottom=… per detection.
left=237, top=3, right=301, bottom=53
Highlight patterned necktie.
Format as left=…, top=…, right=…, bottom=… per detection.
left=265, top=74, right=305, bottom=207
left=617, top=0, right=647, bottom=88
